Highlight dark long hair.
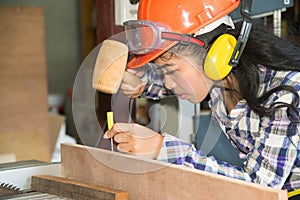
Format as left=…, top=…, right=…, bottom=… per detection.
left=163, top=19, right=300, bottom=119
left=229, top=20, right=300, bottom=119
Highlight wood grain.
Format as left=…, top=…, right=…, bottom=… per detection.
left=0, top=6, right=50, bottom=161
left=31, top=175, right=128, bottom=200
left=61, top=143, right=288, bottom=200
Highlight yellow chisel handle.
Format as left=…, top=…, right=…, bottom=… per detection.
left=107, top=111, right=114, bottom=130
left=106, top=111, right=114, bottom=151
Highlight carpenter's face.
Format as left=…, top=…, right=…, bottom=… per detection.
left=154, top=52, right=214, bottom=103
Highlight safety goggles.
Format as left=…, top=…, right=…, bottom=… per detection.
left=123, top=20, right=205, bottom=55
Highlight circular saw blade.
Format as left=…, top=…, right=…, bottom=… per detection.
left=0, top=182, right=23, bottom=197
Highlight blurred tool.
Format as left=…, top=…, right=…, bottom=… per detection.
left=92, top=39, right=142, bottom=94
left=107, top=111, right=114, bottom=151
left=0, top=182, right=23, bottom=197
left=0, top=161, right=61, bottom=199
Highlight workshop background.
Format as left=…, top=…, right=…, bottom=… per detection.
left=0, top=0, right=299, bottom=163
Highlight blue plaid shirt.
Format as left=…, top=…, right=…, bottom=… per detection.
left=142, top=63, right=300, bottom=191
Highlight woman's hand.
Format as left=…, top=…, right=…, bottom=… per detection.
left=120, top=68, right=147, bottom=98
left=104, top=123, right=164, bottom=159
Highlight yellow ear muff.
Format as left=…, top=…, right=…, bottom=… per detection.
left=204, top=34, right=237, bottom=81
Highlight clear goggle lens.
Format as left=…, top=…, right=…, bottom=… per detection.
left=124, top=20, right=169, bottom=54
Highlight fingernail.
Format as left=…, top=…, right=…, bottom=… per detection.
left=127, top=85, right=134, bottom=90
left=103, top=132, right=109, bottom=139
left=127, top=69, right=135, bottom=74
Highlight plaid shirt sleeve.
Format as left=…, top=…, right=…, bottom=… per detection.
left=140, top=63, right=173, bottom=100
left=158, top=89, right=300, bottom=190
left=157, top=133, right=253, bottom=182
left=158, top=129, right=299, bottom=189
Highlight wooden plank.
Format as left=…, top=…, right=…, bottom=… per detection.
left=61, top=143, right=288, bottom=200
left=48, top=114, right=65, bottom=153
left=31, top=175, right=128, bottom=200
left=0, top=6, right=50, bottom=161
left=0, top=130, right=51, bottom=162
left=0, top=114, right=65, bottom=162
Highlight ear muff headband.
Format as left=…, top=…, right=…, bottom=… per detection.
left=204, top=0, right=253, bottom=81
left=204, top=34, right=237, bottom=80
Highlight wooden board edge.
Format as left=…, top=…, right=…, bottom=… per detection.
left=31, top=174, right=128, bottom=200
left=61, top=143, right=288, bottom=200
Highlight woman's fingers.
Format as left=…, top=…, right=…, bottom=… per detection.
left=120, top=68, right=146, bottom=98
left=117, top=143, right=131, bottom=153
left=103, top=123, right=164, bottom=159
left=120, top=83, right=135, bottom=91
left=104, top=124, right=133, bottom=153
left=104, top=123, right=124, bottom=138
left=113, top=132, right=130, bottom=143
left=120, top=82, right=146, bottom=98
left=126, top=68, right=145, bottom=78
left=126, top=68, right=138, bottom=75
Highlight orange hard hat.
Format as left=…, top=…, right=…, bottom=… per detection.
left=127, top=0, right=240, bottom=68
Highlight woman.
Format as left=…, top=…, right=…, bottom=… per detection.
left=104, top=0, right=300, bottom=194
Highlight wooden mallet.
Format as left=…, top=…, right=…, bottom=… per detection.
left=92, top=39, right=142, bottom=94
